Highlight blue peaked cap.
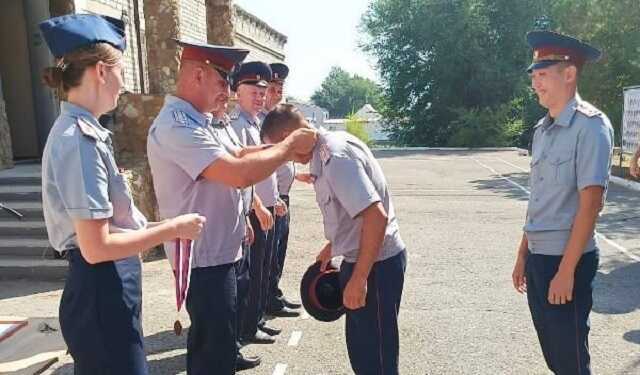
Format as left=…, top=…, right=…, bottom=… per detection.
left=232, top=61, right=273, bottom=91
left=526, top=30, right=601, bottom=73
left=270, top=63, right=289, bottom=82
left=39, top=14, right=126, bottom=58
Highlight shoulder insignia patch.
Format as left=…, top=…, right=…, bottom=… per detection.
left=576, top=102, right=601, bottom=118
left=172, top=110, right=190, bottom=126
left=76, top=118, right=99, bottom=140
left=229, top=111, right=240, bottom=121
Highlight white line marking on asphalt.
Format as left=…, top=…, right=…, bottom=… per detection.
left=273, top=363, right=288, bottom=375
left=473, top=158, right=531, bottom=195
left=393, top=189, right=482, bottom=192
left=596, top=233, right=640, bottom=261
left=493, top=157, right=529, bottom=173
left=476, top=157, right=639, bottom=262
left=288, top=331, right=303, bottom=346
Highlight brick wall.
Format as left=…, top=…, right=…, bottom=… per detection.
left=81, top=0, right=146, bottom=93
left=179, top=0, right=207, bottom=42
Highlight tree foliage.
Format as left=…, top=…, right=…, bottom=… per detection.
left=360, top=0, right=640, bottom=146
left=311, top=67, right=383, bottom=118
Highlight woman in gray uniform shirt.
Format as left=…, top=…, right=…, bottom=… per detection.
left=39, top=14, right=205, bottom=374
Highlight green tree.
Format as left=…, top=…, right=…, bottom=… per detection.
left=360, top=0, right=640, bottom=147
left=543, top=0, right=640, bottom=140
left=360, top=0, right=541, bottom=146
left=311, top=66, right=383, bottom=118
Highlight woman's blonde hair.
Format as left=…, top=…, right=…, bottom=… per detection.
left=42, top=42, right=121, bottom=94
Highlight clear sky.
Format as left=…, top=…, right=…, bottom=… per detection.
left=235, top=0, right=378, bottom=101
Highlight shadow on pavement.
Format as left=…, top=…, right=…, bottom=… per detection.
left=469, top=172, right=530, bottom=201
left=145, top=328, right=188, bottom=375
left=597, top=185, right=640, bottom=243
left=593, top=261, right=640, bottom=316
left=623, top=329, right=640, bottom=345
left=49, top=328, right=190, bottom=374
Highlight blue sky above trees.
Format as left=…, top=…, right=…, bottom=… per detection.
left=236, top=0, right=378, bottom=100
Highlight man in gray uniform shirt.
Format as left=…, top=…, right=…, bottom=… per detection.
left=261, top=104, right=407, bottom=375
left=231, top=62, right=298, bottom=347
left=260, top=62, right=302, bottom=314
left=147, top=41, right=317, bottom=374
left=512, top=31, right=613, bottom=375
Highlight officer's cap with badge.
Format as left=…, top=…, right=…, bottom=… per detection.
left=300, top=261, right=345, bottom=322
left=175, top=39, right=249, bottom=84
left=526, top=30, right=602, bottom=73
left=39, top=14, right=127, bottom=58
left=270, top=63, right=289, bottom=83
left=231, top=61, right=273, bottom=92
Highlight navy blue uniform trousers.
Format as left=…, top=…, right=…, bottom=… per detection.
left=526, top=250, right=599, bottom=375
left=339, top=250, right=407, bottom=375
left=60, top=249, right=148, bottom=375
left=242, top=207, right=275, bottom=338
left=235, top=240, right=251, bottom=348
left=186, top=263, right=238, bottom=375
left=268, top=195, right=290, bottom=311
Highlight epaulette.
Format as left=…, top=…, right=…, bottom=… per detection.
left=172, top=110, right=190, bottom=125
left=576, top=101, right=601, bottom=118
left=76, top=118, right=99, bottom=140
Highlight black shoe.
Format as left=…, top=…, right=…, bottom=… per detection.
left=259, top=324, right=281, bottom=336
left=269, top=306, right=300, bottom=318
left=236, top=353, right=261, bottom=371
left=282, top=297, right=302, bottom=309
left=247, top=330, right=276, bottom=344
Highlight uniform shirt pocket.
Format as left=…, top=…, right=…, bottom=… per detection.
left=109, top=172, right=134, bottom=224
left=530, top=156, right=542, bottom=184
left=549, top=151, right=575, bottom=186
left=316, top=187, right=337, bottom=223
left=314, top=181, right=339, bottom=242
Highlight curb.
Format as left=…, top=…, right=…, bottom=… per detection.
left=610, top=175, right=640, bottom=192
left=373, top=147, right=529, bottom=152
left=369, top=146, right=640, bottom=191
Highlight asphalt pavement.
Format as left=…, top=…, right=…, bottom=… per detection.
left=2, top=149, right=639, bottom=374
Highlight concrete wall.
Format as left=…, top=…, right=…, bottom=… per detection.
left=0, top=75, right=13, bottom=170
left=233, top=5, right=286, bottom=63
left=0, top=0, right=40, bottom=159
left=206, top=0, right=235, bottom=46
left=112, top=93, right=164, bottom=221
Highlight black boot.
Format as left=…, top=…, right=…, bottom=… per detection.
left=259, top=324, right=282, bottom=336
left=236, top=353, right=261, bottom=371
left=268, top=306, right=300, bottom=318
left=282, top=296, right=302, bottom=309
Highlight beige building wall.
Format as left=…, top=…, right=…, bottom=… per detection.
left=180, top=0, right=207, bottom=42
left=233, top=5, right=286, bottom=63
left=76, top=0, right=147, bottom=93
